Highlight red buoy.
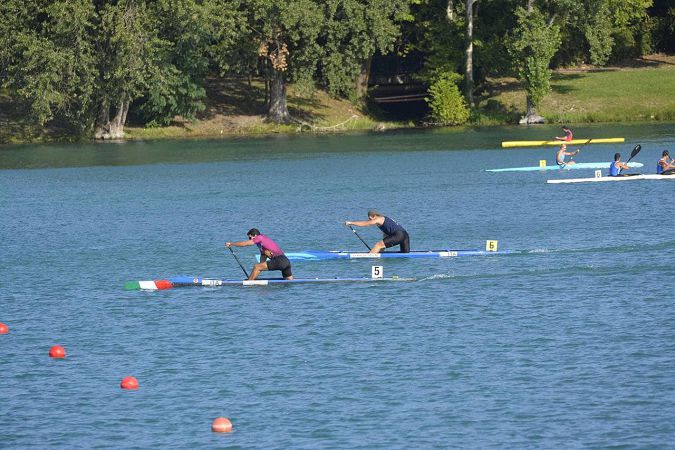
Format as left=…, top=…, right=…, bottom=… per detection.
left=49, top=345, right=66, bottom=358
left=211, top=417, right=233, bottom=433
left=120, top=376, right=139, bottom=390
left=0, top=323, right=8, bottom=334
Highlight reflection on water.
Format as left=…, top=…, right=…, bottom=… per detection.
left=1, top=122, right=674, bottom=169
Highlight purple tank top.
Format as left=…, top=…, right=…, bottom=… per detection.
left=251, top=234, right=284, bottom=257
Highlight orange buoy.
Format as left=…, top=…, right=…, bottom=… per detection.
left=0, top=323, right=8, bottom=334
left=49, top=345, right=66, bottom=358
left=211, top=417, right=233, bottom=433
left=120, top=376, right=139, bottom=390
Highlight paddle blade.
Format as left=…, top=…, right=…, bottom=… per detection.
left=627, top=144, right=641, bottom=162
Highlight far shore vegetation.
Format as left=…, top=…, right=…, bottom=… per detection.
left=1, top=1, right=674, bottom=145
left=2, top=54, right=673, bottom=145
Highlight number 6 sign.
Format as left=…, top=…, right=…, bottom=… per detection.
left=485, top=240, right=498, bottom=252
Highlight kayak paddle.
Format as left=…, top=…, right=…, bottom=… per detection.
left=619, top=144, right=641, bottom=174
left=571, top=138, right=593, bottom=161
left=626, top=144, right=641, bottom=163
left=227, top=245, right=250, bottom=278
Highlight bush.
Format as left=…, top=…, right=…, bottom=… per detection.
left=425, top=72, right=469, bottom=126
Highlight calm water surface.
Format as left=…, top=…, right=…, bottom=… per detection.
left=2, top=123, right=675, bottom=448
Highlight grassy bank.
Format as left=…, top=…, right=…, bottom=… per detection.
left=124, top=78, right=411, bottom=141
left=479, top=54, right=675, bottom=124
left=2, top=55, right=674, bottom=144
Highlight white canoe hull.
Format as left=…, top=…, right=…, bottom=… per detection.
left=547, top=174, right=675, bottom=184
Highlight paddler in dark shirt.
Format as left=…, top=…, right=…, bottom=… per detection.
left=657, top=150, right=675, bottom=174
left=345, top=210, right=410, bottom=254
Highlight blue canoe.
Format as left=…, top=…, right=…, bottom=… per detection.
left=277, top=249, right=515, bottom=261
left=125, top=275, right=416, bottom=290
left=486, top=162, right=643, bottom=172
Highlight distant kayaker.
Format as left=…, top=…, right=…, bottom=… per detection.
left=555, top=126, right=573, bottom=142
left=345, top=210, right=410, bottom=254
left=657, top=150, right=675, bottom=174
left=226, top=228, right=292, bottom=280
left=609, top=153, right=631, bottom=176
left=556, top=143, right=579, bottom=166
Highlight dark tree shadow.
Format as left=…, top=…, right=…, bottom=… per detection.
left=200, top=77, right=268, bottom=118
left=0, top=92, right=75, bottom=144
left=197, top=77, right=329, bottom=125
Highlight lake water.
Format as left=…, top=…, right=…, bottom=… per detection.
left=2, top=123, right=675, bottom=448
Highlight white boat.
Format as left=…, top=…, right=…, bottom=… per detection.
left=547, top=174, right=675, bottom=184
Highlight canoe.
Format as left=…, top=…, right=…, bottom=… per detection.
left=501, top=138, right=624, bottom=148
left=547, top=174, right=675, bottom=184
left=278, top=249, right=514, bottom=262
left=124, top=275, right=416, bottom=290
left=486, top=162, right=643, bottom=172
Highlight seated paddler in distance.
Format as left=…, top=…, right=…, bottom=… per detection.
left=555, top=126, right=573, bottom=142
left=226, top=228, right=293, bottom=281
left=609, top=152, right=631, bottom=176
left=345, top=210, right=410, bottom=254
left=657, top=150, right=675, bottom=175
left=556, top=143, right=580, bottom=166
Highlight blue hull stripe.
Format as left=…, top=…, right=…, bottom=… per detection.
left=280, top=249, right=515, bottom=261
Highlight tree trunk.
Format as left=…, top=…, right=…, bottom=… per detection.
left=519, top=95, right=545, bottom=124
left=94, top=99, right=128, bottom=139
left=526, top=95, right=535, bottom=117
left=267, top=70, right=290, bottom=123
left=355, top=56, right=372, bottom=104
left=464, top=0, right=475, bottom=108
left=447, top=0, right=454, bottom=22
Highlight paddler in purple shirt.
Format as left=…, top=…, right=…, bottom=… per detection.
left=345, top=210, right=410, bottom=254
left=226, top=228, right=293, bottom=280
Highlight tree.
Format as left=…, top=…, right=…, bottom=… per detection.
left=94, top=0, right=158, bottom=138
left=0, top=0, right=98, bottom=130
left=401, top=0, right=465, bottom=83
left=1, top=0, right=239, bottom=138
left=506, top=5, right=561, bottom=122
left=320, top=0, right=410, bottom=103
left=239, top=0, right=324, bottom=123
left=464, top=0, right=477, bottom=107
left=425, top=71, right=469, bottom=125
left=540, top=0, right=652, bottom=66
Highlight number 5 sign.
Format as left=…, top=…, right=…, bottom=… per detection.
left=371, top=265, right=383, bottom=279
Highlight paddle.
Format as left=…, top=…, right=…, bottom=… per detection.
left=618, top=144, right=641, bottom=174
left=346, top=224, right=371, bottom=251
left=227, top=245, right=250, bottom=278
left=570, top=138, right=592, bottom=162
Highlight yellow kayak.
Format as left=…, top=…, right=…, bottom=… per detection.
left=501, top=138, right=625, bottom=148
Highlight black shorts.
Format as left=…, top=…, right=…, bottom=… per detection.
left=266, top=255, right=292, bottom=278
left=383, top=230, right=410, bottom=253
